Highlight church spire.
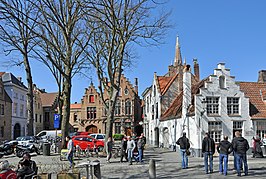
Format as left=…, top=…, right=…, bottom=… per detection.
left=174, top=36, right=182, bottom=66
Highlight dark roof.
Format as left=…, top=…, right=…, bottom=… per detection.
left=0, top=72, right=27, bottom=89
left=40, top=92, right=58, bottom=107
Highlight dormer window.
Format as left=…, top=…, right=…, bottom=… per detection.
left=219, top=76, right=226, bottom=89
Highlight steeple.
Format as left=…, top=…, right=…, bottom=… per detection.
left=174, top=36, right=182, bottom=66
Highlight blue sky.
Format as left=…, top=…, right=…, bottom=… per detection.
left=1, top=0, right=266, bottom=103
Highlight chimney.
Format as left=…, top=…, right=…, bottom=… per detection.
left=182, top=64, right=192, bottom=136
left=134, top=78, right=138, bottom=95
left=258, top=70, right=266, bottom=83
left=193, top=58, right=200, bottom=81
left=17, top=76, right=22, bottom=82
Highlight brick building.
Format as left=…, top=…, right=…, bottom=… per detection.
left=70, top=75, right=142, bottom=136
left=0, top=77, right=12, bottom=140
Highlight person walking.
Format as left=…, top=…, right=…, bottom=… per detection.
left=106, top=137, right=113, bottom=163
left=140, top=133, right=146, bottom=158
left=232, top=131, right=249, bottom=176
left=66, top=136, right=74, bottom=168
left=263, top=134, right=266, bottom=156
left=176, top=132, right=190, bottom=169
left=135, top=134, right=145, bottom=163
left=120, top=136, right=128, bottom=162
left=202, top=132, right=215, bottom=174
left=127, top=136, right=136, bottom=165
left=217, top=136, right=232, bottom=176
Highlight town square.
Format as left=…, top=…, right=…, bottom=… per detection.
left=0, top=0, right=266, bottom=178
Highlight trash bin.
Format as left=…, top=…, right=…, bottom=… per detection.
left=43, top=143, right=51, bottom=156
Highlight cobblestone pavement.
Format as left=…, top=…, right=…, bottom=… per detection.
left=1, top=147, right=266, bottom=178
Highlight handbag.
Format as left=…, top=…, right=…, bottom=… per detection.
left=186, top=149, right=191, bottom=156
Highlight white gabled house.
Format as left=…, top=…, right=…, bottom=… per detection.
left=160, top=63, right=254, bottom=156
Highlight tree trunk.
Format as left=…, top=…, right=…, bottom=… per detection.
left=24, top=55, right=34, bottom=136
left=61, top=74, right=71, bottom=148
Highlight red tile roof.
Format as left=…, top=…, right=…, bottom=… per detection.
left=239, top=82, right=266, bottom=119
left=157, top=76, right=172, bottom=93
left=40, top=92, right=58, bottom=107
left=70, top=103, right=82, bottom=109
left=160, top=79, right=206, bottom=121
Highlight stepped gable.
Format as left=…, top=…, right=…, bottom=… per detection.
left=239, top=82, right=266, bottom=119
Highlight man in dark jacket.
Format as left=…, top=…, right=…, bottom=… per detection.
left=176, top=132, right=190, bottom=169
left=232, top=131, right=249, bottom=176
left=217, top=135, right=232, bottom=176
left=202, top=132, right=215, bottom=174
left=120, top=137, right=128, bottom=162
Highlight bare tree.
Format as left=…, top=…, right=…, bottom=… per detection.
left=0, top=0, right=39, bottom=136
left=30, top=0, right=91, bottom=147
left=85, top=0, right=170, bottom=140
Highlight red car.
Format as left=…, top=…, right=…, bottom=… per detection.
left=72, top=135, right=104, bottom=151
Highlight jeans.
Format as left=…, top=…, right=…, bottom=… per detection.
left=106, top=150, right=112, bottom=161
left=127, top=148, right=133, bottom=164
left=219, top=154, right=228, bottom=175
left=67, top=152, right=73, bottom=167
left=235, top=153, right=248, bottom=176
left=180, top=149, right=188, bottom=168
left=136, top=148, right=143, bottom=162
left=204, top=152, right=213, bottom=173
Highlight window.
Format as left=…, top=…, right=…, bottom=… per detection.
left=155, top=102, right=158, bottom=119
left=147, top=97, right=149, bottom=113
left=20, top=104, right=24, bottom=117
left=13, top=103, right=18, bottom=116
left=0, top=104, right=4, bottom=115
left=39, top=114, right=42, bottom=123
left=45, top=112, right=49, bottom=122
left=115, top=100, right=121, bottom=115
left=206, top=97, right=219, bottom=115
left=208, top=121, right=222, bottom=143
left=89, top=95, right=95, bottom=103
left=125, top=99, right=131, bottom=115
left=38, top=103, right=40, bottom=109
left=152, top=105, right=154, bottom=119
left=21, top=95, right=24, bottom=101
left=35, top=114, right=38, bottom=123
left=87, top=107, right=96, bottom=119
left=227, top=97, right=239, bottom=115
left=115, top=123, right=121, bottom=134
left=256, top=121, right=266, bottom=139
left=233, top=121, right=243, bottom=137
left=74, top=113, right=78, bottom=122
left=219, top=76, right=226, bottom=88
left=0, top=126, right=4, bottom=137
left=124, top=87, right=129, bottom=95
left=153, top=85, right=156, bottom=97
left=14, top=92, right=18, bottom=99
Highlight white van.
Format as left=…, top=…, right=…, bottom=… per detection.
left=36, top=130, right=62, bottom=140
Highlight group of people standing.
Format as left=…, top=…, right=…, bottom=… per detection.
left=176, top=131, right=251, bottom=177
left=106, top=133, right=146, bottom=165
left=0, top=153, right=37, bottom=179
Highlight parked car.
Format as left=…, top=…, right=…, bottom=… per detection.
left=89, top=134, right=105, bottom=141
left=72, top=135, right=104, bottom=151
left=36, top=130, right=62, bottom=141
left=15, top=136, right=42, bottom=154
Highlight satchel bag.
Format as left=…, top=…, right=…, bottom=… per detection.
left=186, top=149, right=191, bottom=156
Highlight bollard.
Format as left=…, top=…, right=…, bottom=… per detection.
left=149, top=159, right=156, bottom=179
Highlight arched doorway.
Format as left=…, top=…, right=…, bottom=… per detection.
left=154, top=127, right=159, bottom=147
left=13, top=123, right=21, bottom=139
left=163, top=127, right=169, bottom=148
left=86, top=125, right=97, bottom=133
